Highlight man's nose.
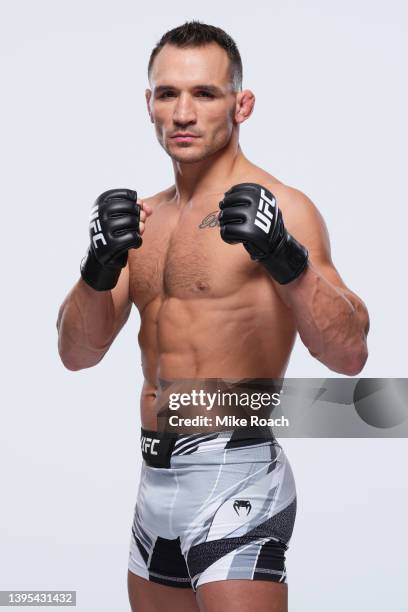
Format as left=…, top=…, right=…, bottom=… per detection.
left=173, top=93, right=197, bottom=126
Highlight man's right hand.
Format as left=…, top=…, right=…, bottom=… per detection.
left=80, top=188, right=144, bottom=291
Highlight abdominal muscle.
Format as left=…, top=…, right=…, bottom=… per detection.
left=138, top=290, right=296, bottom=431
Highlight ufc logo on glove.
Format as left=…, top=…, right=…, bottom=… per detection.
left=219, top=183, right=308, bottom=284
left=254, top=188, right=276, bottom=234
left=89, top=204, right=107, bottom=248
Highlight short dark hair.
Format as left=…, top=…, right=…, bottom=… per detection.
left=148, top=21, right=243, bottom=91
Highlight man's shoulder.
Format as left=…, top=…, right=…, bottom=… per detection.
left=243, top=167, right=321, bottom=223
left=239, top=165, right=308, bottom=201
left=244, top=168, right=327, bottom=244
left=139, top=185, right=175, bottom=208
left=271, top=183, right=319, bottom=221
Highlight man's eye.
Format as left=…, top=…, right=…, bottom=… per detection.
left=196, top=91, right=214, bottom=98
left=159, top=91, right=176, bottom=98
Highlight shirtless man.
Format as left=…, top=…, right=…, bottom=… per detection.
left=56, top=21, right=369, bottom=612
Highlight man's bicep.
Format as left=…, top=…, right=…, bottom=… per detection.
left=286, top=189, right=366, bottom=302
left=280, top=187, right=348, bottom=289
left=110, top=262, right=133, bottom=341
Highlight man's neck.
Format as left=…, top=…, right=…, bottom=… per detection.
left=171, top=138, right=249, bottom=204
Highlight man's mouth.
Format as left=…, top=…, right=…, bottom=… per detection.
left=171, top=133, right=201, bottom=143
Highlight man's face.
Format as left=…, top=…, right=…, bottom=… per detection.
left=146, top=43, right=238, bottom=163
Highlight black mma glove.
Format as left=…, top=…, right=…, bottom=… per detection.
left=219, top=183, right=308, bottom=284
left=80, top=188, right=142, bottom=291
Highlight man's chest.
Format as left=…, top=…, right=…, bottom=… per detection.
left=128, top=199, right=256, bottom=309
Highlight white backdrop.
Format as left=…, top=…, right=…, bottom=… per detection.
left=0, top=1, right=407, bottom=610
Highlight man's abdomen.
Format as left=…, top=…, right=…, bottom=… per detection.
left=139, top=294, right=296, bottom=429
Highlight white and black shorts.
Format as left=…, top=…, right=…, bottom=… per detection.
left=128, top=427, right=297, bottom=592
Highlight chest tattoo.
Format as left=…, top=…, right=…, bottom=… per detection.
left=198, top=211, right=220, bottom=229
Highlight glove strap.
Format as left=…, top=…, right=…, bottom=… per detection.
left=247, top=231, right=308, bottom=284
left=80, top=248, right=122, bottom=291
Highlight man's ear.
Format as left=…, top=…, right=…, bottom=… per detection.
left=145, top=89, right=154, bottom=123
left=234, top=89, right=255, bottom=124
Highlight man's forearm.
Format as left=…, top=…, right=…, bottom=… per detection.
left=277, top=263, right=369, bottom=375
left=56, top=279, right=116, bottom=371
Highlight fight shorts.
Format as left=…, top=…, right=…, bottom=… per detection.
left=128, top=427, right=297, bottom=591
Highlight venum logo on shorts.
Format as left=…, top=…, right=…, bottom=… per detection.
left=254, top=188, right=276, bottom=234
left=233, top=499, right=252, bottom=516
left=89, top=204, right=107, bottom=249
left=141, top=436, right=159, bottom=455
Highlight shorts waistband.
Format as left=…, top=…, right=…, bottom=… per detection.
left=140, top=426, right=276, bottom=468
